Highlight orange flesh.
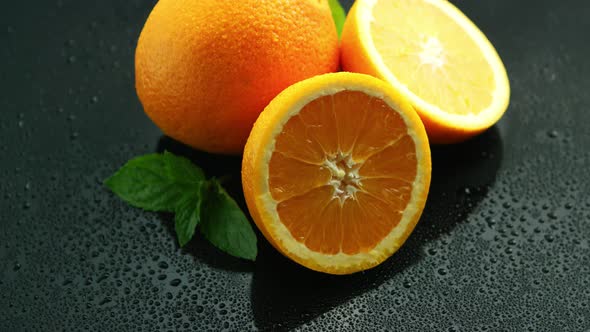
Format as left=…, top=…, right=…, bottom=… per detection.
left=268, top=91, right=418, bottom=255
left=371, top=0, right=495, bottom=115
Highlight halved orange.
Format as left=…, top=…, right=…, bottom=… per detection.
left=242, top=73, right=431, bottom=274
left=341, top=0, right=510, bottom=144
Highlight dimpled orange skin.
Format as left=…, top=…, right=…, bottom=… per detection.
left=135, top=0, right=340, bottom=154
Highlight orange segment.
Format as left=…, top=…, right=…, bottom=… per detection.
left=331, top=91, right=370, bottom=154
left=340, top=193, right=401, bottom=255
left=273, top=115, right=325, bottom=164
left=358, top=135, right=418, bottom=181
left=352, top=97, right=407, bottom=161
left=268, top=153, right=331, bottom=202
left=242, top=73, right=431, bottom=275
left=276, top=186, right=334, bottom=243
left=318, top=199, right=343, bottom=255
left=360, top=177, right=413, bottom=210
left=298, top=96, right=340, bottom=157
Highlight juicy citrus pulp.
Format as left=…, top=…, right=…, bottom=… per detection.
left=242, top=73, right=431, bottom=274
left=341, top=0, right=510, bottom=143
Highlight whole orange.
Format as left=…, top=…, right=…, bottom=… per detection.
left=135, top=0, right=340, bottom=154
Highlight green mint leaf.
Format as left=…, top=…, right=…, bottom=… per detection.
left=105, top=152, right=258, bottom=260
left=162, top=151, right=205, bottom=183
left=104, top=152, right=205, bottom=212
left=200, top=180, right=257, bottom=261
left=174, top=185, right=205, bottom=247
left=329, top=0, right=346, bottom=38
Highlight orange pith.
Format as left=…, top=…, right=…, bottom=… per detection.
left=269, top=91, right=417, bottom=255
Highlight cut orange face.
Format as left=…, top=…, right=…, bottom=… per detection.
left=341, top=0, right=510, bottom=144
left=242, top=73, right=431, bottom=274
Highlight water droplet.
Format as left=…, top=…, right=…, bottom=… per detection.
left=547, top=130, right=559, bottom=138
left=170, top=279, right=181, bottom=287
left=437, top=268, right=448, bottom=276
left=14, top=263, right=21, bottom=271
left=486, top=217, right=496, bottom=227
left=158, top=261, right=168, bottom=269
left=99, top=297, right=112, bottom=306
left=67, top=55, right=77, bottom=64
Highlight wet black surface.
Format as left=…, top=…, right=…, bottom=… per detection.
left=1, top=0, right=589, bottom=331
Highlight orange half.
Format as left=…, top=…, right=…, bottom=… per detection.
left=242, top=73, right=431, bottom=274
left=341, top=0, right=510, bottom=144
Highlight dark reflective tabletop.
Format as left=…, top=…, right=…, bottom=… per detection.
left=1, top=0, right=589, bottom=331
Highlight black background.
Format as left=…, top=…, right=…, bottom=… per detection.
left=1, top=0, right=589, bottom=331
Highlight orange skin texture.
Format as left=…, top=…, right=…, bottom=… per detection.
left=135, top=0, right=340, bottom=154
